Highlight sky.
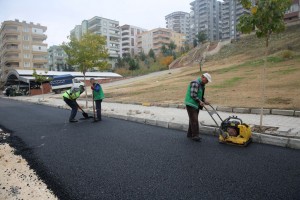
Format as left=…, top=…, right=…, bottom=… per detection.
left=0, top=0, right=194, bottom=46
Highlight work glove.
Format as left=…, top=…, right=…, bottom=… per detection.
left=199, top=101, right=205, bottom=107
left=91, top=86, right=94, bottom=90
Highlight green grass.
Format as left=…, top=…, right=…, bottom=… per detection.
left=211, top=77, right=245, bottom=89
left=212, top=55, right=293, bottom=75
left=272, top=68, right=299, bottom=75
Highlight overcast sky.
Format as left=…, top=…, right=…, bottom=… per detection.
left=0, top=0, right=195, bottom=46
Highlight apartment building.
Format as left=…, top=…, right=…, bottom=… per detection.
left=120, top=24, right=147, bottom=56
left=137, top=28, right=186, bottom=55
left=284, top=0, right=300, bottom=22
left=189, top=0, right=221, bottom=43
left=165, top=11, right=190, bottom=42
left=70, top=16, right=121, bottom=68
left=0, top=19, right=48, bottom=72
left=221, top=0, right=251, bottom=40
left=47, top=45, right=68, bottom=71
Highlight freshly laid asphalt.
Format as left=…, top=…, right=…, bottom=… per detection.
left=0, top=98, right=300, bottom=200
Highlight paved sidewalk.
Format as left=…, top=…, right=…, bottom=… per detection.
left=3, top=94, right=300, bottom=149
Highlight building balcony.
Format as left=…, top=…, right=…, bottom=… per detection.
left=122, top=35, right=130, bottom=40
left=32, top=40, right=46, bottom=45
left=153, top=36, right=170, bottom=41
left=3, top=56, right=19, bottom=64
left=33, top=58, right=48, bottom=63
left=122, top=45, right=130, bottom=49
left=4, top=46, right=20, bottom=53
left=6, top=62, right=20, bottom=68
left=121, top=30, right=130, bottom=34
left=2, top=29, right=19, bottom=37
left=88, top=24, right=101, bottom=32
left=32, top=33, right=47, bottom=40
left=109, top=51, right=120, bottom=58
left=109, top=26, right=120, bottom=31
left=109, top=46, right=120, bottom=50
left=122, top=41, right=130, bottom=45
left=110, top=40, right=120, bottom=45
left=88, top=18, right=101, bottom=27
left=109, top=33, right=121, bottom=38
left=33, top=64, right=47, bottom=69
left=2, top=37, right=20, bottom=45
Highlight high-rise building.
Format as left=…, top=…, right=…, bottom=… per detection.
left=165, top=11, right=190, bottom=42
left=0, top=19, right=48, bottom=71
left=137, top=28, right=186, bottom=55
left=120, top=24, right=147, bottom=56
left=221, top=0, right=251, bottom=40
left=189, top=0, right=221, bottom=43
left=70, top=16, right=121, bottom=68
left=47, top=45, right=68, bottom=71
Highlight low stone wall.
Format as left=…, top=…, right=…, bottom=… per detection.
left=30, top=83, right=51, bottom=95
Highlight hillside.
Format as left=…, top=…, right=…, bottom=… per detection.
left=103, top=23, right=300, bottom=110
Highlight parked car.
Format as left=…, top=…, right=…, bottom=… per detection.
left=3, top=86, right=15, bottom=96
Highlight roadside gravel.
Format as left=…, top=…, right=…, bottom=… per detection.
left=0, top=131, right=57, bottom=200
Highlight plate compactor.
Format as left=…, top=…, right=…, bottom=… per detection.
left=204, top=104, right=252, bottom=146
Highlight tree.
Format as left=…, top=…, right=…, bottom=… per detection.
left=160, top=56, right=174, bottom=67
left=61, top=32, right=109, bottom=108
left=237, top=0, right=292, bottom=127
left=161, top=44, right=168, bottom=56
left=148, top=49, right=156, bottom=62
left=196, top=31, right=207, bottom=45
left=32, top=69, right=52, bottom=100
left=193, top=39, right=198, bottom=48
left=160, top=41, right=177, bottom=58
left=116, top=56, right=125, bottom=68
left=168, top=41, right=177, bottom=51
left=128, top=58, right=139, bottom=70
left=138, top=51, right=147, bottom=61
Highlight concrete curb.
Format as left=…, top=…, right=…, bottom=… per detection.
left=101, top=100, right=300, bottom=118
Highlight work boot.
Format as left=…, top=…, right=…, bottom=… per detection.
left=69, top=119, right=78, bottom=123
left=191, top=136, right=201, bottom=142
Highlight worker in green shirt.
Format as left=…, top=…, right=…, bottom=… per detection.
left=90, top=78, right=105, bottom=121
left=184, top=73, right=212, bottom=141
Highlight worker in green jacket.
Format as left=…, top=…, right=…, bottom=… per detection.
left=184, top=73, right=212, bottom=141
left=90, top=78, right=105, bottom=121
left=62, top=85, right=85, bottom=122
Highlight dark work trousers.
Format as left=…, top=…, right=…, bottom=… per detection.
left=95, top=100, right=102, bottom=120
left=63, top=97, right=78, bottom=120
left=186, top=105, right=200, bottom=138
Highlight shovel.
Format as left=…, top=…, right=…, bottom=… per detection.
left=76, top=102, right=90, bottom=119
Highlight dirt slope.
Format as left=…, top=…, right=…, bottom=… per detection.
left=104, top=24, right=300, bottom=110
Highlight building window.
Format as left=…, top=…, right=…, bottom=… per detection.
left=24, top=62, right=30, bottom=67
left=24, top=54, right=30, bottom=58
left=23, top=45, right=30, bottom=49
left=23, top=27, right=29, bottom=32
left=23, top=35, right=29, bottom=41
left=39, top=47, right=41, bottom=50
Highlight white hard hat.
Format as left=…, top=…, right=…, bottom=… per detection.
left=203, top=73, right=212, bottom=82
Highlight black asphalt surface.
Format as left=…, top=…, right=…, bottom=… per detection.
left=0, top=97, right=300, bottom=200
